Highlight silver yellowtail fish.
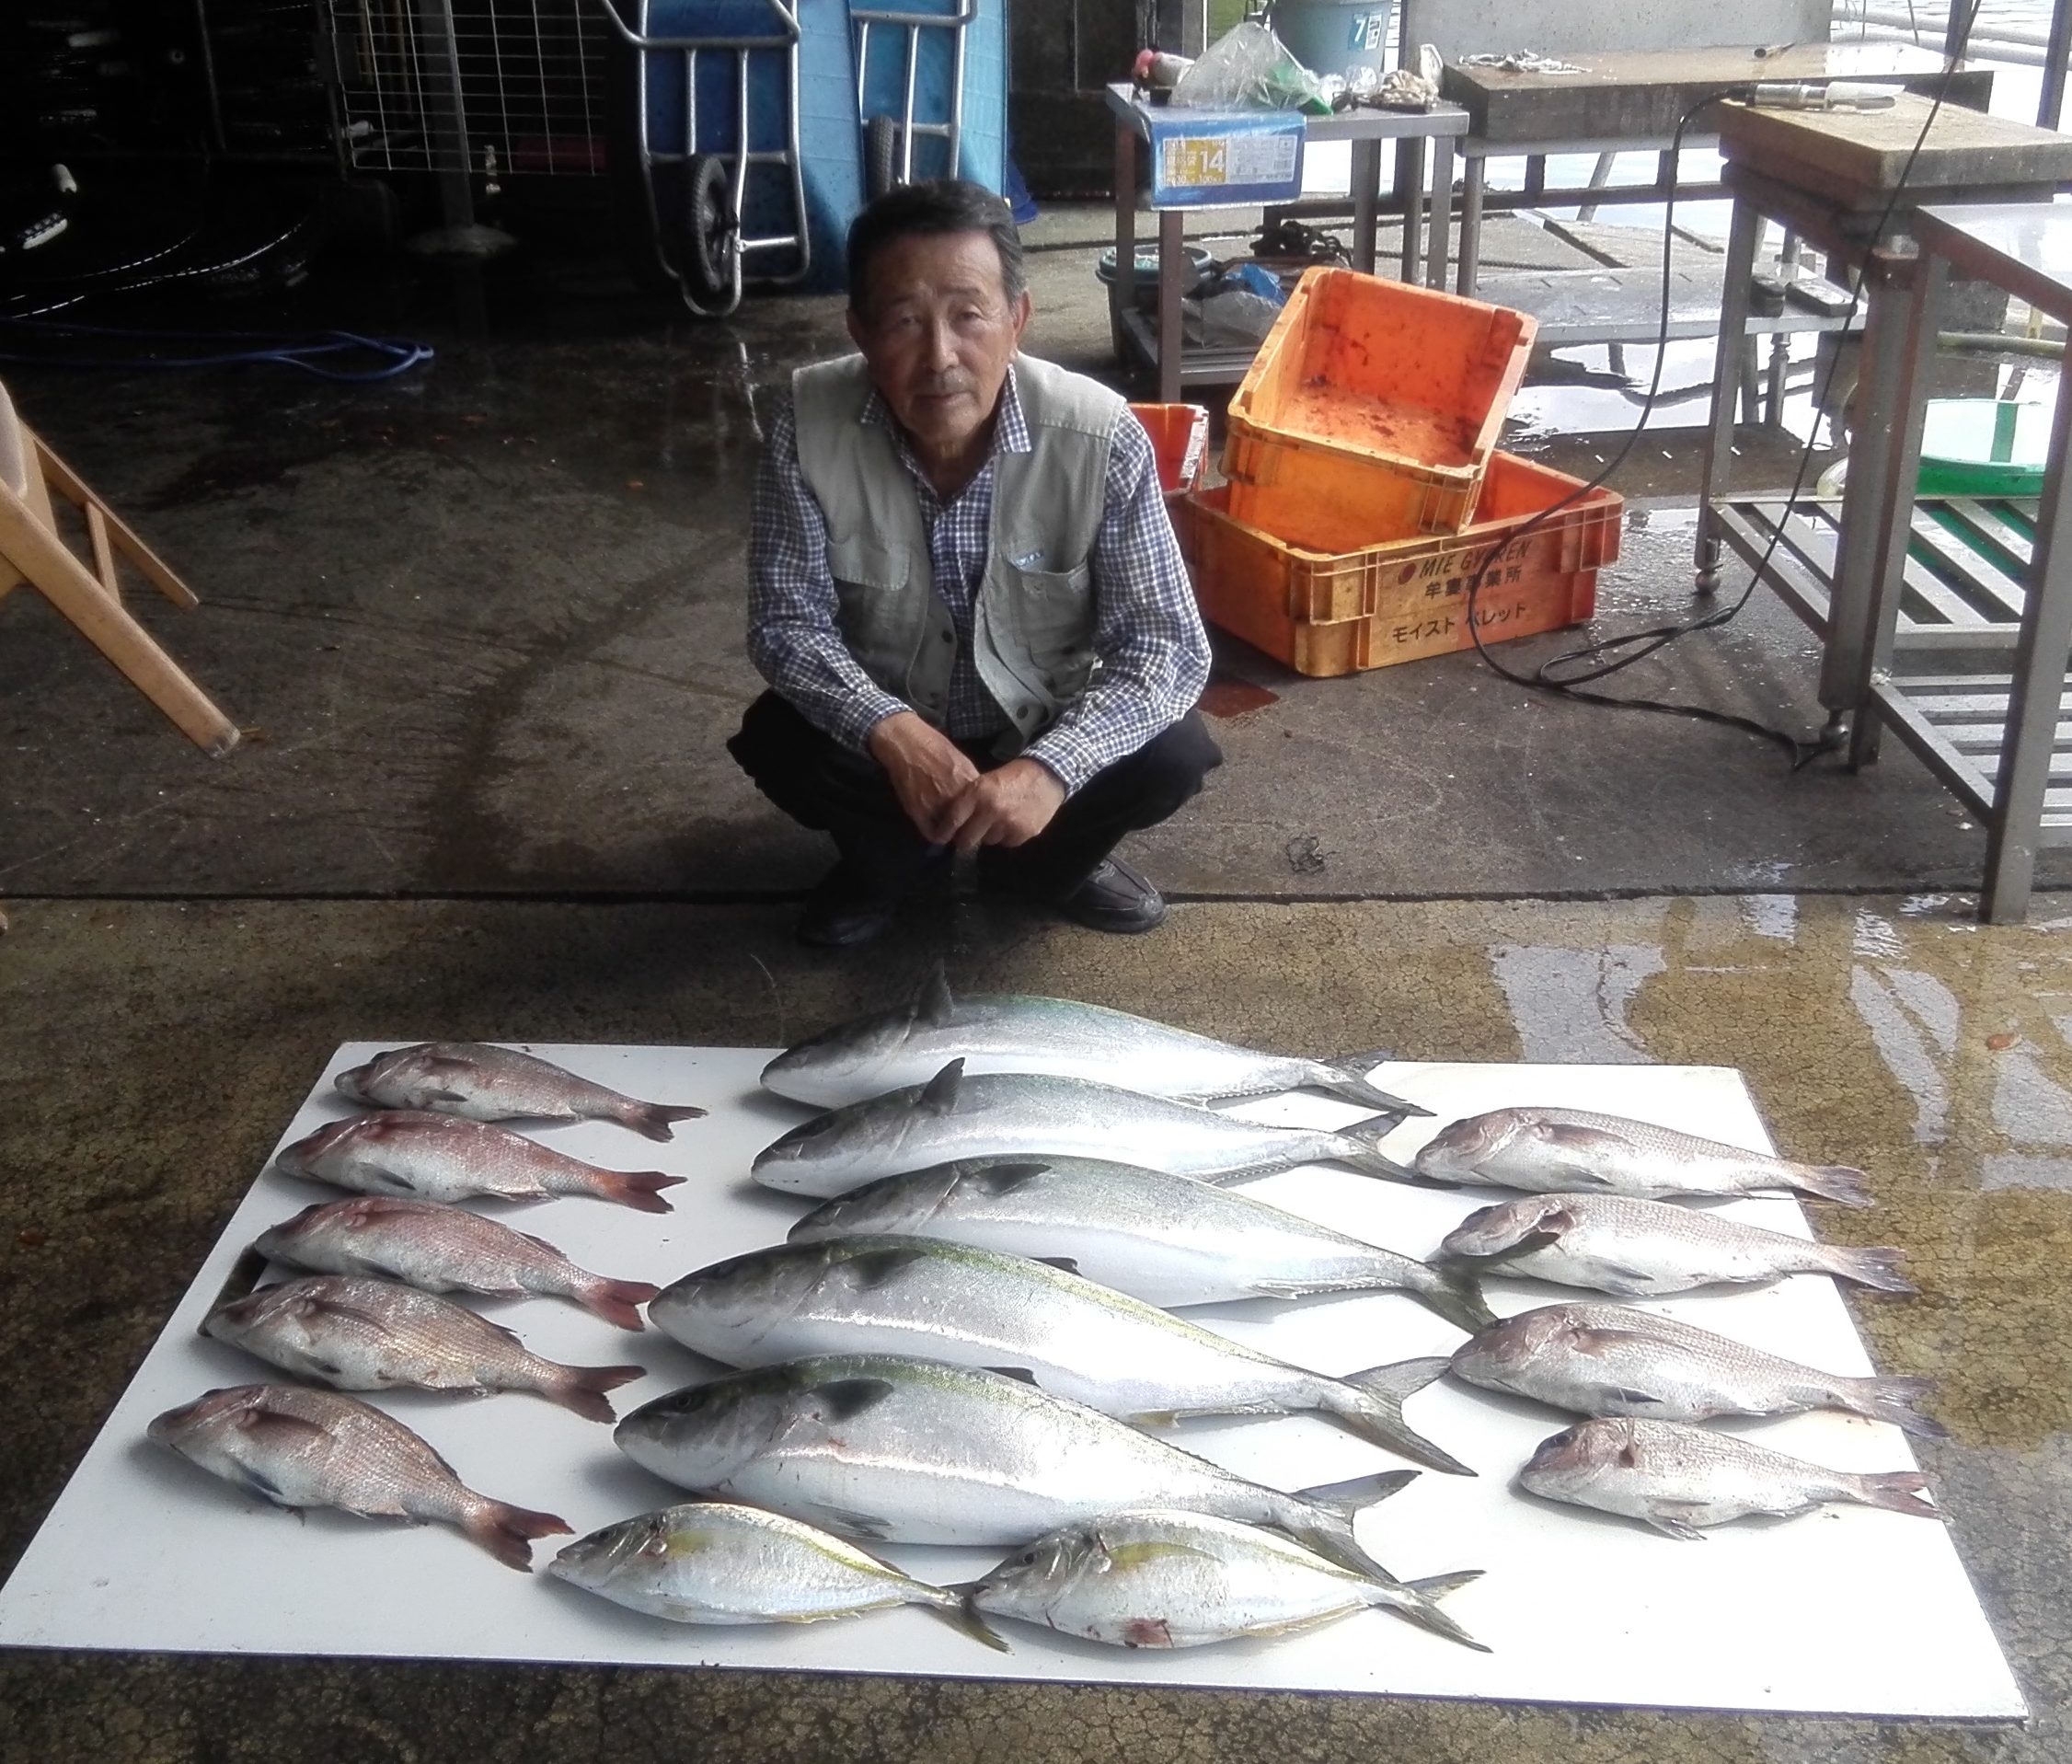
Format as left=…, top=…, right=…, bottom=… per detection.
left=1449, top=1303, right=1944, bottom=1434
left=548, top=1502, right=1006, bottom=1650
left=615, top=1355, right=1422, bottom=1588
left=1437, top=1193, right=1917, bottom=1297
left=788, top=1158, right=1491, bottom=1332
left=1517, top=1415, right=1941, bottom=1538
left=147, top=1382, right=570, bottom=1570
left=255, top=1196, right=660, bottom=1330
left=335, top=1043, right=707, bottom=1142
left=202, top=1274, right=644, bottom=1422
left=761, top=970, right=1427, bottom=1115
left=649, top=1236, right=1469, bottom=1473
left=1414, top=1108, right=1872, bottom=1207
left=753, top=1061, right=1415, bottom=1199
left=959, top=1509, right=1486, bottom=1652
left=275, top=1112, right=685, bottom=1214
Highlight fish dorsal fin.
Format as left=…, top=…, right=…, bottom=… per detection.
left=918, top=1060, right=964, bottom=1113
left=914, top=965, right=956, bottom=1029
left=519, top=1232, right=564, bottom=1256
left=843, top=1246, right=934, bottom=1289
left=969, top=1161, right=1053, bottom=1196
left=812, top=1377, right=896, bottom=1422
left=1031, top=1256, right=1081, bottom=1275
left=984, top=1366, right=1040, bottom=1386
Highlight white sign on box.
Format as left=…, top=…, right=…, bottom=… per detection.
left=0, top=1047, right=2027, bottom=1720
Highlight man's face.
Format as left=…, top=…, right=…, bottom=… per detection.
left=847, top=229, right=1030, bottom=462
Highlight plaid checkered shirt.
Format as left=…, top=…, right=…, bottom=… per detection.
left=746, top=364, right=1209, bottom=796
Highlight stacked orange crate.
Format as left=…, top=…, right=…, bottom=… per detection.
left=1174, top=266, right=1610, bottom=674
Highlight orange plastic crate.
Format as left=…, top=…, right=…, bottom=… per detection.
left=1174, top=452, right=1619, bottom=678
left=1128, top=401, right=1211, bottom=503
left=1221, top=266, right=1537, bottom=554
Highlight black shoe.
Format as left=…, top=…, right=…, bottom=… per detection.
left=1054, top=857, right=1168, bottom=935
left=796, top=847, right=950, bottom=948
left=796, top=861, right=904, bottom=949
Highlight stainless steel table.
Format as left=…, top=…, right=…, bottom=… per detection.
left=1103, top=83, right=1468, bottom=402
left=1855, top=203, right=2072, bottom=922
left=1693, top=98, right=2072, bottom=920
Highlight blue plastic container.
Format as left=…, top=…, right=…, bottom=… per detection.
left=638, top=0, right=865, bottom=291
left=850, top=0, right=1006, bottom=191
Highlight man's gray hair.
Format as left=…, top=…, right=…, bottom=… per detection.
left=846, top=179, right=1026, bottom=315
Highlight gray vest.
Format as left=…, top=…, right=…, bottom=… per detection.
left=790, top=352, right=1122, bottom=752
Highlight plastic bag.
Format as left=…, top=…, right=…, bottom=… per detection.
left=1189, top=287, right=1283, bottom=347
left=1168, top=20, right=1328, bottom=114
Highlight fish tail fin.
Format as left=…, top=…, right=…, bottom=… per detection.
left=1278, top=1469, right=1419, bottom=1582
left=1324, top=1358, right=1474, bottom=1475
left=1796, top=1163, right=1874, bottom=1208
left=928, top=1588, right=1011, bottom=1654
left=1417, top=1268, right=1497, bottom=1333
left=1366, top=1569, right=1491, bottom=1653
left=1853, top=1470, right=1942, bottom=1520
left=592, top=1170, right=685, bottom=1214
left=1315, top=1054, right=1433, bottom=1119
left=574, top=1276, right=661, bottom=1332
left=624, top=1102, right=708, bottom=1143
left=1329, top=1118, right=1421, bottom=1182
left=1298, top=1469, right=1421, bottom=1516
left=1825, top=1244, right=1917, bottom=1294
left=547, top=1363, right=647, bottom=1424
left=1838, top=1374, right=1947, bottom=1437
left=464, top=1499, right=573, bottom=1572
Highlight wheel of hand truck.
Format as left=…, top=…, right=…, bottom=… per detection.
left=681, top=153, right=740, bottom=312
left=865, top=113, right=905, bottom=201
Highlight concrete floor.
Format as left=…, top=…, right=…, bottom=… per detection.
left=0, top=210, right=2055, bottom=903
left=2, top=200, right=2069, bottom=1761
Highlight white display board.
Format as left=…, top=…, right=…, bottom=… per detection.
left=0, top=1047, right=2026, bottom=1720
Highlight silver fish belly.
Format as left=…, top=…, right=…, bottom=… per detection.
left=1448, top=1303, right=1944, bottom=1433
left=1517, top=1416, right=1940, bottom=1537
left=1437, top=1193, right=1917, bottom=1297
left=548, top=1501, right=1003, bottom=1647
left=962, top=1509, right=1485, bottom=1651
left=146, top=1382, right=570, bottom=1569
left=648, top=1235, right=1468, bottom=1473
left=752, top=1060, right=1410, bottom=1198
left=788, top=1157, right=1491, bottom=1331
left=760, top=971, right=1424, bottom=1115
left=613, top=1354, right=1414, bottom=1575
left=1413, top=1107, right=1871, bottom=1207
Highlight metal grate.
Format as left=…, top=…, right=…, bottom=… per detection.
left=327, top=0, right=614, bottom=177
left=1719, top=495, right=2043, bottom=650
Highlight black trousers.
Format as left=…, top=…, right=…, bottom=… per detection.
left=728, top=691, right=1222, bottom=896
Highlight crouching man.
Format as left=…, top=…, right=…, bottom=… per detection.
left=729, top=179, right=1221, bottom=948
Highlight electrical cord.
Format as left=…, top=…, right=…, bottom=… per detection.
left=0, top=311, right=433, bottom=381
left=1456, top=2, right=1984, bottom=767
